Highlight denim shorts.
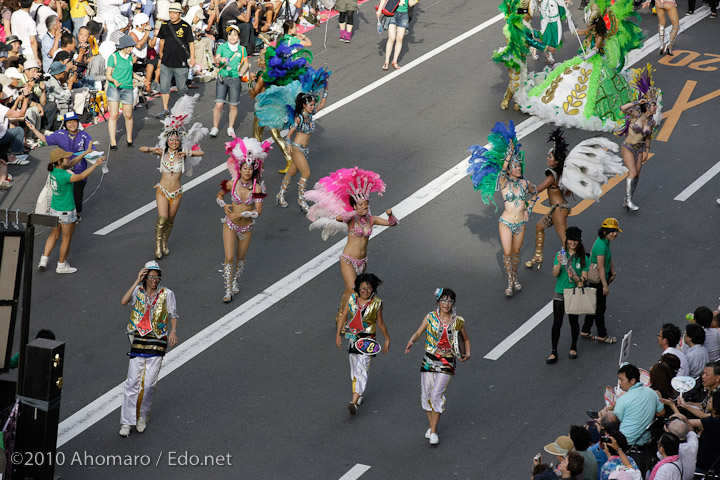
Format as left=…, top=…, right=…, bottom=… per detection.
left=49, top=208, right=78, bottom=224
left=107, top=83, right=134, bottom=105
left=215, top=76, right=242, bottom=106
left=388, top=10, right=410, bottom=29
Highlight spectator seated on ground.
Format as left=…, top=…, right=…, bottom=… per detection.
left=22, top=59, right=60, bottom=141
left=590, top=411, right=621, bottom=477
left=683, top=323, right=710, bottom=379
left=650, top=361, right=678, bottom=417
left=0, top=77, right=31, bottom=166
left=693, top=307, right=720, bottom=362
left=659, top=323, right=689, bottom=377
left=599, top=433, right=640, bottom=480
left=665, top=415, right=698, bottom=480
left=672, top=362, right=720, bottom=419
left=45, top=60, right=89, bottom=117
left=570, top=424, right=599, bottom=480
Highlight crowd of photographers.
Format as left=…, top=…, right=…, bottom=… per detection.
left=531, top=308, right=720, bottom=480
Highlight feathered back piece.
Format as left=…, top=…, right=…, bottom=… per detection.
left=225, top=137, right=272, bottom=180
left=299, top=66, right=331, bottom=96
left=262, top=43, right=313, bottom=86
left=548, top=128, right=569, bottom=164
left=305, top=167, right=386, bottom=240
left=559, top=137, right=627, bottom=201
left=589, top=0, right=643, bottom=71
left=493, top=0, right=532, bottom=71
left=467, top=121, right=523, bottom=210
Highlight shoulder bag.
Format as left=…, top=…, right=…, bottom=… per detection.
left=587, top=262, right=601, bottom=284
left=563, top=286, right=597, bottom=315
left=376, top=0, right=401, bottom=16
left=35, top=174, right=52, bottom=214
left=166, top=21, right=191, bottom=59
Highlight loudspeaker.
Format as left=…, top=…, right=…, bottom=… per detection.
left=0, top=226, right=25, bottom=372
left=20, top=339, right=64, bottom=402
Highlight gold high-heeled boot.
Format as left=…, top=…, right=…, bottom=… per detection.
left=510, top=253, right=522, bottom=292
left=270, top=128, right=293, bottom=174
left=252, top=116, right=264, bottom=142
left=503, top=255, right=514, bottom=297
left=154, top=216, right=167, bottom=259
left=162, top=215, right=175, bottom=256
left=525, top=230, right=545, bottom=269
left=500, top=69, right=521, bottom=110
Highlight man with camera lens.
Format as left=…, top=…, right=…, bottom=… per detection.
left=22, top=59, right=60, bottom=143
left=45, top=60, right=89, bottom=118
left=0, top=77, right=32, bottom=167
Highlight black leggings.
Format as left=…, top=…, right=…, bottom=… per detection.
left=74, top=180, right=86, bottom=214
left=552, top=299, right=579, bottom=352
left=689, top=0, right=718, bottom=12
left=338, top=10, right=355, bottom=25
left=581, top=282, right=607, bottom=338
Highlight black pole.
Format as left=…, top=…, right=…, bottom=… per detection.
left=17, top=223, right=34, bottom=395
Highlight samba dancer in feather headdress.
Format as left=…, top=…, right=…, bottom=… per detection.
left=249, top=42, right=314, bottom=174
left=525, top=128, right=626, bottom=269
left=139, top=94, right=207, bottom=260
left=468, top=121, right=538, bottom=296
left=616, top=63, right=661, bottom=212
left=516, top=0, right=644, bottom=131
left=494, top=0, right=556, bottom=110
left=215, top=137, right=271, bottom=303
left=304, top=167, right=399, bottom=323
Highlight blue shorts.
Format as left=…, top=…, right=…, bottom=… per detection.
left=388, top=10, right=409, bottom=29
left=107, top=83, right=134, bottom=105
left=215, top=76, right=242, bottom=106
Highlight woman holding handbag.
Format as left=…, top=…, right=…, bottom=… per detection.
left=547, top=226, right=588, bottom=364
left=209, top=24, right=249, bottom=138
left=581, top=218, right=621, bottom=345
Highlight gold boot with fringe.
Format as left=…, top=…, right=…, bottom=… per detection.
left=154, top=216, right=167, bottom=259
left=270, top=128, right=293, bottom=174
left=162, top=215, right=175, bottom=256
left=510, top=253, right=522, bottom=292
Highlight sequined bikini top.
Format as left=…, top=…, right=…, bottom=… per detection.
left=349, top=213, right=373, bottom=237
left=295, top=112, right=315, bottom=135
left=503, top=178, right=528, bottom=207
left=231, top=179, right=255, bottom=206
left=630, top=122, right=653, bottom=137
left=160, top=151, right=184, bottom=174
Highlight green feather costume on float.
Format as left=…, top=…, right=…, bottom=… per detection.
left=514, top=0, right=645, bottom=132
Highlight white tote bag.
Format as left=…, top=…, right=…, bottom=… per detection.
left=35, top=174, right=52, bottom=214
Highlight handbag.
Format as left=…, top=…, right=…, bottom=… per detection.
left=563, top=286, right=597, bottom=315
left=83, top=0, right=96, bottom=17
left=35, top=174, right=52, bottom=214
left=587, top=262, right=601, bottom=284
left=376, top=0, right=401, bottom=16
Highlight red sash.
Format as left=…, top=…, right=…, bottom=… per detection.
left=136, top=288, right=164, bottom=337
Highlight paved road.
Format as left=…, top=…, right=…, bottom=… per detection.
left=2, top=0, right=720, bottom=478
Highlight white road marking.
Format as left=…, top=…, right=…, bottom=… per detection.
left=338, top=464, right=371, bottom=480
left=93, top=13, right=505, bottom=236
left=61, top=9, right=710, bottom=447
left=674, top=159, right=720, bottom=201
left=483, top=302, right=554, bottom=361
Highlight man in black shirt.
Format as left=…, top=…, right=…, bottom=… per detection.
left=155, top=2, right=196, bottom=118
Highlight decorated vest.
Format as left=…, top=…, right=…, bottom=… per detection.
left=424, top=310, right=465, bottom=356
left=127, top=288, right=170, bottom=357
left=344, top=295, right=382, bottom=341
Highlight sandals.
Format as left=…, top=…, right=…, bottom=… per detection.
left=391, top=62, right=401, bottom=70
left=580, top=332, right=592, bottom=339
left=381, top=63, right=389, bottom=70
left=592, top=335, right=617, bottom=344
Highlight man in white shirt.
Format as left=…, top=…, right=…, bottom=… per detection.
left=41, top=15, right=62, bottom=72
left=684, top=323, right=710, bottom=378
left=666, top=416, right=698, bottom=480
left=30, top=0, right=60, bottom=40
left=659, top=323, right=689, bottom=377
left=10, top=0, right=40, bottom=60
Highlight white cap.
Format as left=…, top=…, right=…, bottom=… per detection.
left=4, top=67, right=22, bottom=80
left=144, top=260, right=161, bottom=272
left=132, top=12, right=150, bottom=27
left=23, top=59, right=40, bottom=70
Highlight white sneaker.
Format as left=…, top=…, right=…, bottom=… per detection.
left=119, top=424, right=131, bottom=437
left=0, top=180, right=10, bottom=190
left=136, top=418, right=147, bottom=433
left=38, top=256, right=49, bottom=270
left=716, top=198, right=720, bottom=206
left=209, top=127, right=219, bottom=137
left=227, top=127, right=235, bottom=137
left=356, top=395, right=363, bottom=406
left=429, top=433, right=439, bottom=445
left=347, top=402, right=357, bottom=415
left=56, top=262, right=77, bottom=274
left=425, top=428, right=431, bottom=439
left=8, top=155, right=29, bottom=166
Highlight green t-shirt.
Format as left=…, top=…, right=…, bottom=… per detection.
left=216, top=42, right=247, bottom=78
left=108, top=52, right=134, bottom=89
left=554, top=252, right=589, bottom=294
left=50, top=168, right=75, bottom=211
left=590, top=237, right=612, bottom=280
left=396, top=0, right=409, bottom=13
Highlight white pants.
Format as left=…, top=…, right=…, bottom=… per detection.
left=120, top=356, right=163, bottom=425
left=421, top=371, right=451, bottom=413
left=349, top=353, right=371, bottom=395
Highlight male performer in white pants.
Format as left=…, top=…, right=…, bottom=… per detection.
left=119, top=260, right=179, bottom=437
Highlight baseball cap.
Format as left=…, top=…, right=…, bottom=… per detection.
left=601, top=218, right=622, bottom=232
left=63, top=112, right=79, bottom=123
left=132, top=12, right=150, bottom=27
left=50, top=148, right=73, bottom=163
left=4, top=67, right=23, bottom=80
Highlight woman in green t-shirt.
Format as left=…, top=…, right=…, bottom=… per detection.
left=106, top=35, right=141, bottom=150
left=548, top=226, right=588, bottom=364
left=39, top=148, right=105, bottom=274
left=210, top=25, right=249, bottom=138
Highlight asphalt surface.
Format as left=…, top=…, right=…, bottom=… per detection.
left=1, top=0, right=720, bottom=478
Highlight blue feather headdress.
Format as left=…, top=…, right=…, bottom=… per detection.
left=299, top=66, right=332, bottom=96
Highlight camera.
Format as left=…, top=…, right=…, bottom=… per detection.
left=73, top=61, right=88, bottom=76
left=600, top=436, right=612, bottom=443
left=41, top=73, right=52, bottom=81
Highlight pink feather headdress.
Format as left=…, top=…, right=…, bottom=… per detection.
left=225, top=137, right=272, bottom=180
left=306, top=167, right=385, bottom=217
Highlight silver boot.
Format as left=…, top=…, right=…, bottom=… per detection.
left=222, top=263, right=233, bottom=303
left=624, top=177, right=639, bottom=212
left=232, top=260, right=244, bottom=295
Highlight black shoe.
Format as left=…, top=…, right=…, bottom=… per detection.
left=126, top=140, right=133, bottom=147
left=546, top=351, right=558, bottom=364
left=110, top=144, right=118, bottom=151
left=569, top=350, right=578, bottom=359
